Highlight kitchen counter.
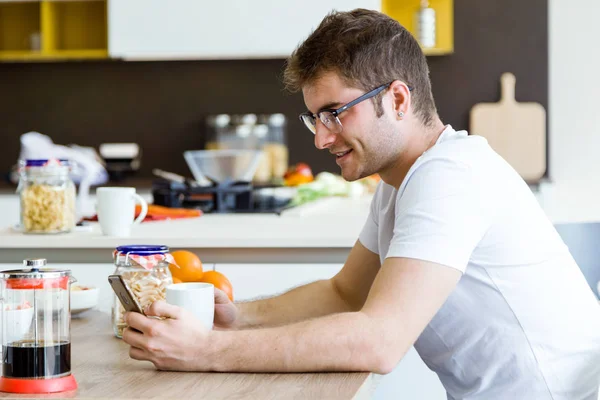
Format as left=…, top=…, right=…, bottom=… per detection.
left=0, top=197, right=372, bottom=264
left=0, top=311, right=373, bottom=399
left=5, top=178, right=600, bottom=265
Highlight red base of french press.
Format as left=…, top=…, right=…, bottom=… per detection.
left=0, top=375, right=78, bottom=393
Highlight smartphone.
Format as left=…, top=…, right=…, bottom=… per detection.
left=108, top=275, right=145, bottom=315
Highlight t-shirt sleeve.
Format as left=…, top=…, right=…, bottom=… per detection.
left=386, top=157, right=496, bottom=273
left=358, top=183, right=382, bottom=254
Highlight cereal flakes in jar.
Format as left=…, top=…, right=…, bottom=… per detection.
left=111, top=245, right=174, bottom=338
left=18, top=159, right=76, bottom=234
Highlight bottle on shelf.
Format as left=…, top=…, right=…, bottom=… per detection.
left=416, top=0, right=436, bottom=49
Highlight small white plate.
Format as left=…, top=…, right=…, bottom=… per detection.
left=71, top=285, right=99, bottom=316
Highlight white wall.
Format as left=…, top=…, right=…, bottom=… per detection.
left=0, top=194, right=20, bottom=229
left=537, top=0, right=600, bottom=223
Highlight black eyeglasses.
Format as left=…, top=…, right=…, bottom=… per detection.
left=299, top=81, right=410, bottom=135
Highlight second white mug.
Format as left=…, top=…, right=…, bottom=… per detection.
left=96, top=187, right=147, bottom=237
left=166, top=283, right=214, bottom=330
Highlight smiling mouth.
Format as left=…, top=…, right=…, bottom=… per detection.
left=335, top=149, right=352, bottom=159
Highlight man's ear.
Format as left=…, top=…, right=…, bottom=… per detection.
left=389, top=80, right=411, bottom=118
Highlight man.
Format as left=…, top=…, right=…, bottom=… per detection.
left=122, top=9, right=600, bottom=399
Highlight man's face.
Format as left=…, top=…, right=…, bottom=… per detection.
left=302, top=72, right=401, bottom=181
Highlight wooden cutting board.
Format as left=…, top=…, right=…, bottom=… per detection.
left=469, top=72, right=547, bottom=183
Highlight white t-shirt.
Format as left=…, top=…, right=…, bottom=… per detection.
left=359, top=125, right=600, bottom=400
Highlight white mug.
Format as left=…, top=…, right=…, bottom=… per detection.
left=96, top=187, right=148, bottom=237
left=166, top=283, right=214, bottom=330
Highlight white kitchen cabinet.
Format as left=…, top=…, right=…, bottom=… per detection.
left=213, top=263, right=343, bottom=301
left=108, top=0, right=380, bottom=60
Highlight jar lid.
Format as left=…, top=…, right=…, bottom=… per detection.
left=23, top=159, right=69, bottom=167
left=114, top=245, right=174, bottom=271
left=19, top=159, right=72, bottom=176
left=115, top=245, right=169, bottom=255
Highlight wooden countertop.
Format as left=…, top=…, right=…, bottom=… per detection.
left=0, top=311, right=372, bottom=399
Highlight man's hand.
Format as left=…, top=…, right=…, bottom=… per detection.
left=122, top=301, right=212, bottom=371
left=214, top=288, right=238, bottom=329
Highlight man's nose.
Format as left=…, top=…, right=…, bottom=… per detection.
left=314, top=121, right=336, bottom=150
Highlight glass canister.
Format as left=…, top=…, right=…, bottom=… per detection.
left=0, top=259, right=78, bottom=394
left=17, top=159, right=76, bottom=234
left=252, top=124, right=271, bottom=184
left=265, top=114, right=289, bottom=181
left=111, top=245, right=174, bottom=338
left=205, top=114, right=231, bottom=150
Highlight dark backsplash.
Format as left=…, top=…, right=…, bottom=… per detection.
left=0, top=0, right=547, bottom=183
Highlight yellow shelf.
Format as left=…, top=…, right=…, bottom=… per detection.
left=42, top=0, right=107, bottom=52
left=423, top=46, right=453, bottom=56
left=382, top=0, right=454, bottom=56
left=0, top=49, right=107, bottom=61
left=0, top=2, right=40, bottom=51
left=0, top=0, right=108, bottom=61
left=48, top=49, right=108, bottom=58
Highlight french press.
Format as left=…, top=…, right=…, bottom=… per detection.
left=0, top=259, right=78, bottom=393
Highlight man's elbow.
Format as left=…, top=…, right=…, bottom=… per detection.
left=353, top=313, right=410, bottom=374
left=365, top=339, right=408, bottom=375
left=369, top=350, right=402, bottom=375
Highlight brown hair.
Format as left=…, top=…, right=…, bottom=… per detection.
left=283, top=8, right=437, bottom=126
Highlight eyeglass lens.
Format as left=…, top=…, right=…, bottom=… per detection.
left=302, top=111, right=342, bottom=135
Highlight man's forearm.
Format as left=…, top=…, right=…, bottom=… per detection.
left=234, top=279, right=352, bottom=329
left=209, top=311, right=391, bottom=374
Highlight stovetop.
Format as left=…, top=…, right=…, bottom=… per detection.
left=151, top=179, right=294, bottom=215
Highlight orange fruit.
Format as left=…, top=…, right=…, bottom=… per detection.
left=201, top=271, right=234, bottom=301
left=169, top=250, right=204, bottom=282
left=172, top=277, right=183, bottom=284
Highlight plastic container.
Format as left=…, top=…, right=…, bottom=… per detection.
left=111, top=245, right=174, bottom=338
left=17, top=159, right=76, bottom=234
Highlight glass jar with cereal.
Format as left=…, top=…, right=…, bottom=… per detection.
left=17, top=159, right=76, bottom=234
left=111, top=245, right=174, bottom=338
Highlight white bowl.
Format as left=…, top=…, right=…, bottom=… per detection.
left=3, top=305, right=34, bottom=343
left=70, top=285, right=99, bottom=315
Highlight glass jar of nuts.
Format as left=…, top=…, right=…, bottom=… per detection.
left=17, top=159, right=76, bottom=234
left=111, top=245, right=174, bottom=338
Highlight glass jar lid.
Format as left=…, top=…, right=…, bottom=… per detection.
left=19, top=159, right=72, bottom=178
left=22, top=159, right=70, bottom=168
left=114, top=245, right=174, bottom=270
left=115, top=245, right=169, bottom=255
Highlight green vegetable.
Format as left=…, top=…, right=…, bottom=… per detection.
left=290, top=173, right=365, bottom=206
